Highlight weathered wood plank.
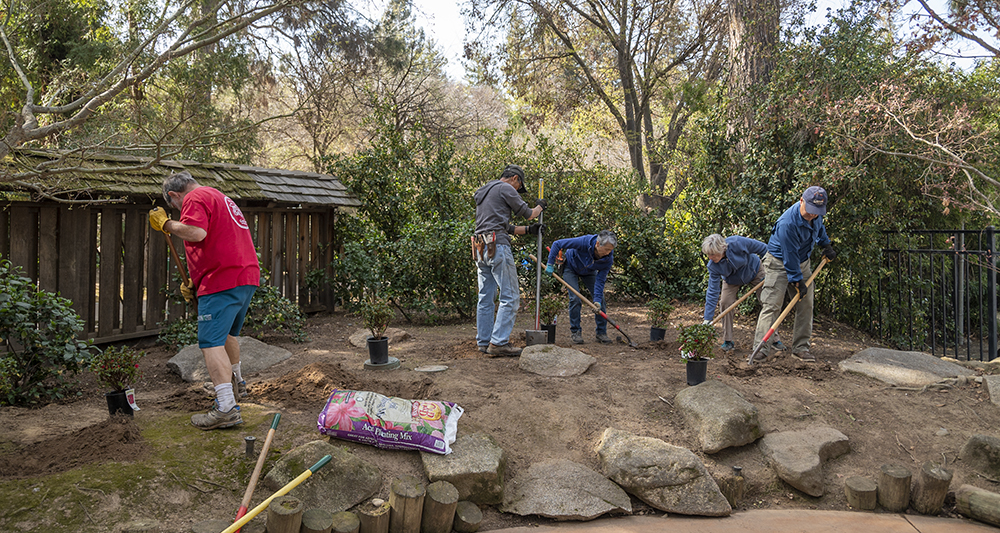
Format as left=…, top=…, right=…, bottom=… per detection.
left=146, top=222, right=167, bottom=327
left=271, top=210, right=284, bottom=294
left=0, top=206, right=9, bottom=258
left=58, top=208, right=88, bottom=322
left=84, top=209, right=98, bottom=333
left=37, top=207, right=59, bottom=293
left=9, top=206, right=38, bottom=281
left=299, top=213, right=310, bottom=306
left=166, top=234, right=186, bottom=321
left=258, top=211, right=272, bottom=275
left=285, top=211, right=298, bottom=303
left=121, top=208, right=145, bottom=333
left=98, top=208, right=123, bottom=337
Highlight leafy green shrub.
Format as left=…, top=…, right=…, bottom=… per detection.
left=538, top=294, right=563, bottom=325
left=0, top=258, right=93, bottom=406
left=89, top=345, right=144, bottom=391
left=647, top=298, right=675, bottom=329
left=677, top=323, right=717, bottom=361
left=157, top=315, right=198, bottom=351
left=360, top=292, right=394, bottom=339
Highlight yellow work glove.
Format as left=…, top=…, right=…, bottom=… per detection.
left=148, top=207, right=170, bottom=234
left=179, top=281, right=196, bottom=303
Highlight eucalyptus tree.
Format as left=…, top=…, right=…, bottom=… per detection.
left=465, top=0, right=725, bottom=204
left=0, top=0, right=312, bottom=200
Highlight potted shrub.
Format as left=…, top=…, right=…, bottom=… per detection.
left=677, top=323, right=717, bottom=386
left=539, top=294, right=563, bottom=343
left=360, top=292, right=393, bottom=365
left=89, top=345, right=144, bottom=416
left=647, top=298, right=675, bottom=341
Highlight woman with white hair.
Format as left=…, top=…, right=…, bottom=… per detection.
left=702, top=234, right=784, bottom=353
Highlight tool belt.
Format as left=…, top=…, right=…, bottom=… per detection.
left=471, top=232, right=496, bottom=262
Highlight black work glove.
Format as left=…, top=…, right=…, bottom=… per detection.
left=536, top=198, right=547, bottom=210
left=822, top=244, right=837, bottom=261
left=527, top=223, right=545, bottom=235
left=793, top=280, right=808, bottom=296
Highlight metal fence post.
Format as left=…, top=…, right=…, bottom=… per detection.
left=988, top=226, right=996, bottom=361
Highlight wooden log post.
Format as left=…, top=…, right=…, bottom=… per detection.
left=844, top=476, right=877, bottom=510
left=389, top=476, right=425, bottom=533
left=452, top=501, right=483, bottom=533
left=331, top=511, right=360, bottom=533
left=955, top=484, right=1000, bottom=527
left=420, top=481, right=459, bottom=533
left=911, top=461, right=953, bottom=515
left=359, top=499, right=391, bottom=533
left=878, top=464, right=912, bottom=512
left=301, top=508, right=334, bottom=533
left=266, top=495, right=303, bottom=533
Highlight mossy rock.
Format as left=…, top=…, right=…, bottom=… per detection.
left=263, top=440, right=381, bottom=512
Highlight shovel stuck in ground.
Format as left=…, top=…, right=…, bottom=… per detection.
left=528, top=253, right=639, bottom=348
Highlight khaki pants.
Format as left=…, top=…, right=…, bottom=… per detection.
left=718, top=264, right=780, bottom=345
left=753, top=254, right=813, bottom=356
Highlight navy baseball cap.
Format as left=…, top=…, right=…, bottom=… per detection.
left=801, top=186, right=828, bottom=216
left=502, top=164, right=527, bottom=194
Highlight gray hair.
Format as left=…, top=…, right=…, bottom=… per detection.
left=597, top=229, right=617, bottom=248
left=701, top=234, right=727, bottom=256
left=162, top=170, right=198, bottom=202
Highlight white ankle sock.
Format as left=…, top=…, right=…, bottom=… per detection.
left=232, top=362, right=243, bottom=383
left=215, top=383, right=237, bottom=412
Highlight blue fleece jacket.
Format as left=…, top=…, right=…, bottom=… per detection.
left=546, top=235, right=614, bottom=305
left=703, top=236, right=768, bottom=321
left=766, top=202, right=831, bottom=283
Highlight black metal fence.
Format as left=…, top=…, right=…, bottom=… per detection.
left=857, top=228, right=997, bottom=361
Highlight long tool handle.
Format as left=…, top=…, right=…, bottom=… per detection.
left=221, top=454, right=332, bottom=533
left=164, top=233, right=190, bottom=286
left=747, top=257, right=830, bottom=364
left=534, top=178, right=544, bottom=330
left=528, top=253, right=636, bottom=346
left=234, top=413, right=281, bottom=532
left=711, top=280, right=765, bottom=326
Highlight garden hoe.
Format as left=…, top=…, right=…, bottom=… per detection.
left=221, top=454, right=332, bottom=533
left=528, top=253, right=639, bottom=348
left=233, top=413, right=281, bottom=533
left=746, top=257, right=830, bottom=365
left=711, top=280, right=765, bottom=326
left=525, top=177, right=547, bottom=346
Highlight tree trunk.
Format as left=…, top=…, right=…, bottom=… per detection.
left=727, top=0, right=780, bottom=149
left=955, top=484, right=1000, bottom=527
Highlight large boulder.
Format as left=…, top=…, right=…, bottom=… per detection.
left=167, top=336, right=291, bottom=382
left=263, top=440, right=381, bottom=512
left=500, top=459, right=631, bottom=520
left=839, top=348, right=974, bottom=388
left=595, top=428, right=731, bottom=517
left=674, top=380, right=763, bottom=453
left=519, top=345, right=596, bottom=377
left=758, top=426, right=850, bottom=497
left=959, top=434, right=1000, bottom=480
left=421, top=432, right=506, bottom=505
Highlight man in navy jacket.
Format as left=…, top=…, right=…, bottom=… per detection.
left=701, top=234, right=783, bottom=352
left=546, top=230, right=617, bottom=344
left=752, top=186, right=836, bottom=362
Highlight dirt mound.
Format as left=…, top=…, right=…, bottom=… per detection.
left=0, top=415, right=147, bottom=478
left=253, top=361, right=440, bottom=410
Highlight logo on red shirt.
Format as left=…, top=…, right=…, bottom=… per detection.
left=225, top=196, right=249, bottom=229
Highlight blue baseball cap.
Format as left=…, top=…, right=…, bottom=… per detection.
left=801, top=186, right=828, bottom=216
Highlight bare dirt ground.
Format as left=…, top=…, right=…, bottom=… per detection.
left=2, top=301, right=999, bottom=533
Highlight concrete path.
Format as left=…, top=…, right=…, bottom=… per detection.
left=489, top=510, right=997, bottom=533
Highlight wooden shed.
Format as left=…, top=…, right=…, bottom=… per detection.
left=0, top=150, right=361, bottom=344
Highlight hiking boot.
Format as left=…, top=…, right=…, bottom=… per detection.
left=793, top=350, right=816, bottom=362
left=231, top=373, right=248, bottom=399
left=571, top=332, right=585, bottom=344
left=720, top=341, right=735, bottom=352
left=596, top=333, right=613, bottom=344
left=191, top=403, right=243, bottom=431
left=771, top=340, right=787, bottom=351
left=478, top=345, right=488, bottom=353
left=486, top=343, right=522, bottom=357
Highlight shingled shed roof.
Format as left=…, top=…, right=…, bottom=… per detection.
left=3, top=149, right=361, bottom=208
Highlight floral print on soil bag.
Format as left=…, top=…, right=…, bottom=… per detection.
left=317, top=389, right=464, bottom=454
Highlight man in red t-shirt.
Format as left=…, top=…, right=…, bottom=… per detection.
left=149, top=171, right=261, bottom=430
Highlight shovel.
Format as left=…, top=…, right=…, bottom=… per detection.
left=233, top=413, right=281, bottom=532
left=711, top=280, right=765, bottom=326
left=528, top=254, right=638, bottom=348
left=525, top=178, right=546, bottom=346
left=747, top=257, right=830, bottom=365
left=164, top=231, right=197, bottom=305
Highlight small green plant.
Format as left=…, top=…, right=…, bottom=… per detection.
left=0, top=258, right=94, bottom=406
left=677, top=323, right=717, bottom=362
left=90, top=345, right=144, bottom=391
left=538, top=294, right=563, bottom=325
left=360, top=292, right=393, bottom=339
left=647, top=298, right=675, bottom=329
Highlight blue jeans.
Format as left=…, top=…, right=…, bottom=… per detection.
left=563, top=268, right=607, bottom=336
left=476, top=244, right=520, bottom=347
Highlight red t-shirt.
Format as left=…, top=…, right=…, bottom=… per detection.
left=180, top=186, right=260, bottom=296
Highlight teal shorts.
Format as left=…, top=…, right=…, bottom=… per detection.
left=197, top=285, right=257, bottom=348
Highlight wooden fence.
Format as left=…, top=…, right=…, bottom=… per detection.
left=0, top=202, right=336, bottom=344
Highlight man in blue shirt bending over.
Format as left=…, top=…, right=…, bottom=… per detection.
left=752, top=186, right=836, bottom=363
left=546, top=230, right=617, bottom=344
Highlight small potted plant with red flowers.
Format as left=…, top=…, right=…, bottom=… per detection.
left=89, top=345, right=144, bottom=416
left=677, top=323, right=716, bottom=386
